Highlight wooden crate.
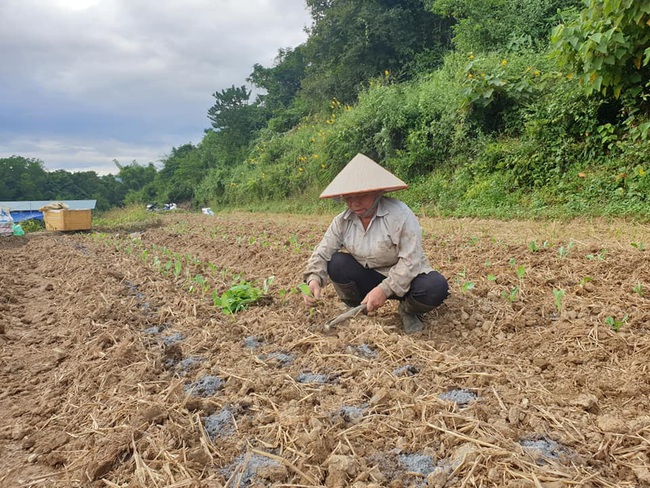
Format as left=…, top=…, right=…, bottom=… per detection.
left=44, top=209, right=92, bottom=231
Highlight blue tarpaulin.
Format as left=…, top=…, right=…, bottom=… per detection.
left=0, top=200, right=96, bottom=223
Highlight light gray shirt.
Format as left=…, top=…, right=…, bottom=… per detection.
left=304, top=197, right=433, bottom=297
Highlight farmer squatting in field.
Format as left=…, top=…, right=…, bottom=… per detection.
left=303, top=153, right=449, bottom=333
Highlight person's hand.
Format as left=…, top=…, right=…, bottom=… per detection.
left=303, top=279, right=322, bottom=307
left=362, top=286, right=387, bottom=312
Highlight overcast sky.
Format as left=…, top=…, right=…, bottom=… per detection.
left=0, top=0, right=311, bottom=175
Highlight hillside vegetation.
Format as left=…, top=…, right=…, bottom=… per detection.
left=2, top=0, right=649, bottom=220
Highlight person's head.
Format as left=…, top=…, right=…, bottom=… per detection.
left=342, top=191, right=383, bottom=217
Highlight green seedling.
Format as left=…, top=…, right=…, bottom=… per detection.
left=174, top=260, right=183, bottom=278
left=484, top=260, right=491, bottom=267
left=461, top=281, right=475, bottom=293
left=298, top=283, right=320, bottom=316
left=212, top=276, right=274, bottom=314
left=508, top=257, right=517, bottom=266
left=631, top=242, right=646, bottom=251
left=262, top=275, right=275, bottom=294
left=516, top=265, right=526, bottom=279
left=586, top=249, right=607, bottom=261
left=502, top=286, right=519, bottom=303
left=297, top=282, right=313, bottom=297
left=632, top=282, right=644, bottom=297
left=553, top=288, right=565, bottom=313
left=557, top=241, right=575, bottom=259
left=189, top=274, right=208, bottom=294
left=579, top=276, right=593, bottom=287
left=528, top=241, right=539, bottom=252
left=604, top=314, right=628, bottom=332
left=487, top=273, right=497, bottom=281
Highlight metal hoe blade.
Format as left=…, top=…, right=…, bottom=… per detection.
left=323, top=303, right=367, bottom=331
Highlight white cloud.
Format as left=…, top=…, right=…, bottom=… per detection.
left=0, top=0, right=311, bottom=175
left=0, top=134, right=178, bottom=175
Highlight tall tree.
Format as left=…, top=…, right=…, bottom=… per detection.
left=300, top=0, right=454, bottom=108
left=113, top=160, right=157, bottom=203
left=155, top=143, right=211, bottom=203
left=248, top=46, right=309, bottom=130
left=0, top=156, right=48, bottom=200
left=207, top=85, right=267, bottom=162
left=249, top=46, right=308, bottom=113
left=431, top=0, right=583, bottom=53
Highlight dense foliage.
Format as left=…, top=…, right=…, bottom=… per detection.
left=2, top=0, right=648, bottom=220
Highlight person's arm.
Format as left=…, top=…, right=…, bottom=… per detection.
left=302, top=217, right=344, bottom=306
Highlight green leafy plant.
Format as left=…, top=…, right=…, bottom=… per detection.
left=586, top=249, right=607, bottom=260
left=516, top=265, right=526, bottom=279
left=558, top=241, right=575, bottom=259
left=631, top=242, right=646, bottom=251
left=189, top=274, right=209, bottom=294
left=297, top=282, right=313, bottom=297
left=604, top=314, right=628, bottom=332
left=461, top=281, right=475, bottom=293
left=632, top=282, right=644, bottom=297
left=502, top=286, right=519, bottom=303
left=173, top=260, right=183, bottom=279
left=212, top=276, right=275, bottom=314
left=553, top=288, right=566, bottom=313
left=551, top=0, right=650, bottom=100
left=579, top=276, right=593, bottom=287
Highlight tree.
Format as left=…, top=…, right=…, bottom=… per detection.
left=431, top=0, right=583, bottom=53
left=207, top=85, right=267, bottom=162
left=0, top=156, right=48, bottom=200
left=299, top=0, right=454, bottom=108
left=113, top=160, right=158, bottom=203
left=155, top=143, right=210, bottom=203
left=248, top=46, right=308, bottom=114
left=551, top=0, right=650, bottom=104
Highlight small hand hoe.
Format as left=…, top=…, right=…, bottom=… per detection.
left=323, top=304, right=367, bottom=332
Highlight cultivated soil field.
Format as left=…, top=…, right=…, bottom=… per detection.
left=1, top=211, right=649, bottom=488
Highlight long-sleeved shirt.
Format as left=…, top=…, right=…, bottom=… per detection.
left=303, top=197, right=433, bottom=297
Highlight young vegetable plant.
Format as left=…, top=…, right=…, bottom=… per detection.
left=553, top=288, right=565, bottom=313
left=516, top=265, right=526, bottom=279
left=212, top=276, right=275, bottom=314
left=632, top=282, right=644, bottom=297
left=557, top=241, right=575, bottom=259
left=604, top=314, right=628, bottom=332
left=502, top=286, right=519, bottom=303
left=189, top=274, right=210, bottom=294
left=586, top=249, right=607, bottom=261
left=461, top=281, right=475, bottom=293
left=297, top=283, right=319, bottom=317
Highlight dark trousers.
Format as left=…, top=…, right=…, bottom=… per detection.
left=327, top=252, right=449, bottom=306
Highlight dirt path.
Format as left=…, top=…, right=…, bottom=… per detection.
left=1, top=212, right=649, bottom=487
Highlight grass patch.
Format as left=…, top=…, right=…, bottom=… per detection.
left=93, top=205, right=164, bottom=232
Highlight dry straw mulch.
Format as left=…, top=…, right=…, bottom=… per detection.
left=1, top=212, right=649, bottom=487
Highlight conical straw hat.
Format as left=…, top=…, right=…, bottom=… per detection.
left=319, top=153, right=408, bottom=198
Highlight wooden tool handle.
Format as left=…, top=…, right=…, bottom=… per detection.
left=323, top=303, right=367, bottom=331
